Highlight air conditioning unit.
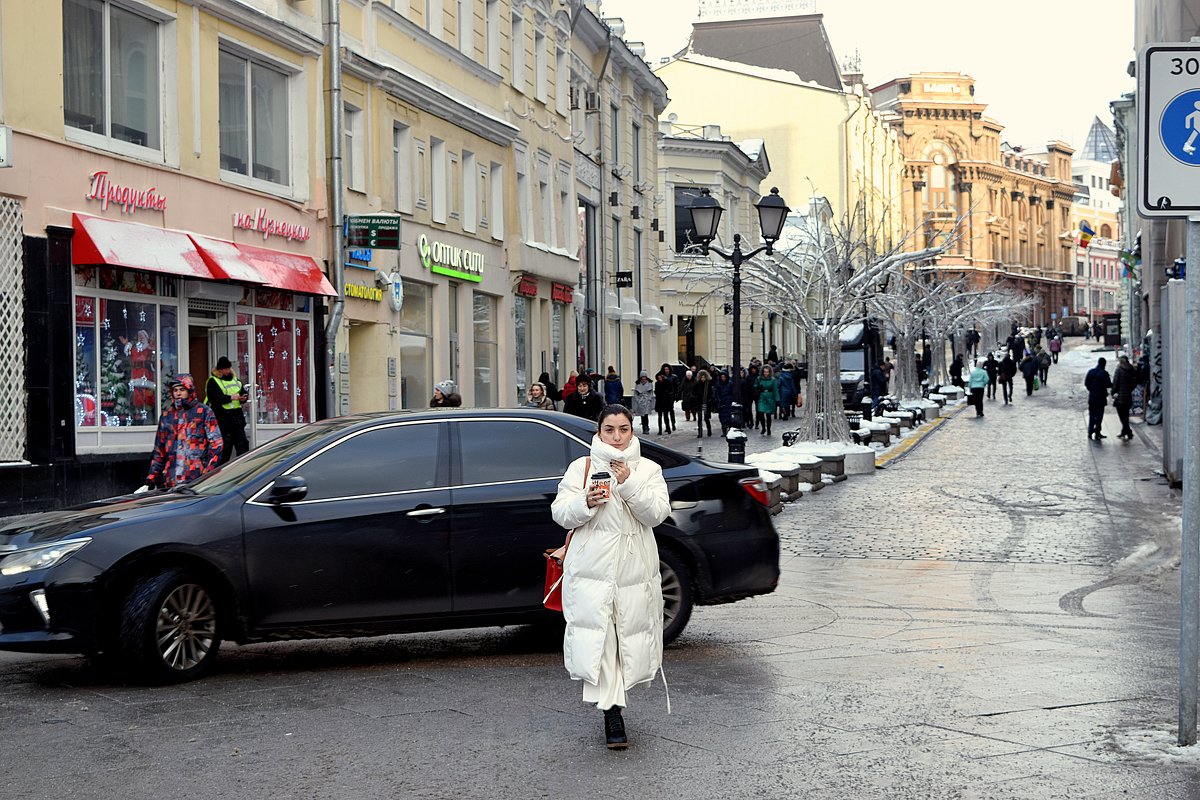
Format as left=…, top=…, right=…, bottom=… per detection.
left=584, top=91, right=600, bottom=112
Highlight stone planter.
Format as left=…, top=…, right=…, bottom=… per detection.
left=764, top=474, right=783, bottom=515
left=861, top=421, right=891, bottom=446
left=927, top=393, right=947, bottom=408
left=843, top=448, right=876, bottom=474
left=792, top=454, right=825, bottom=489
left=773, top=465, right=802, bottom=501
left=815, top=451, right=848, bottom=483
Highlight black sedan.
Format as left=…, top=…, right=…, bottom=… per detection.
left=0, top=409, right=779, bottom=683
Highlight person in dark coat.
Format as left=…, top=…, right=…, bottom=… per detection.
left=145, top=374, right=223, bottom=490
left=694, top=369, right=716, bottom=438
left=1007, top=334, right=1026, bottom=361
left=653, top=372, right=675, bottom=435
left=767, top=344, right=779, bottom=365
left=1018, top=354, right=1038, bottom=396
left=869, top=361, right=889, bottom=409
left=680, top=370, right=698, bottom=422
left=742, top=365, right=760, bottom=430
left=949, top=354, right=965, bottom=388
left=563, top=376, right=604, bottom=421
left=777, top=364, right=798, bottom=420
left=603, top=366, right=624, bottom=405
left=205, top=356, right=250, bottom=465
left=1084, top=357, right=1113, bottom=440
left=1036, top=347, right=1052, bottom=385
left=713, top=370, right=735, bottom=436
left=431, top=380, right=463, bottom=407
left=998, top=354, right=1016, bottom=404
left=1111, top=355, right=1139, bottom=440
left=660, top=363, right=680, bottom=432
left=982, top=353, right=999, bottom=400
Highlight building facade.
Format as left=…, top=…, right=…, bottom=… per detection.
left=570, top=9, right=670, bottom=385
left=0, top=0, right=333, bottom=513
left=873, top=73, right=1077, bottom=325
left=1070, top=118, right=1124, bottom=322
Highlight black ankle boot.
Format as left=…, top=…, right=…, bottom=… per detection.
left=603, top=706, right=628, bottom=749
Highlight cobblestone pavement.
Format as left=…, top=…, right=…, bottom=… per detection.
left=1, top=339, right=1195, bottom=799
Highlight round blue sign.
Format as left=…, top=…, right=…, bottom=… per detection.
left=1160, top=89, right=1200, bottom=166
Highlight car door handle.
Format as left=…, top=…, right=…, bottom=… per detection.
left=406, top=507, right=446, bottom=518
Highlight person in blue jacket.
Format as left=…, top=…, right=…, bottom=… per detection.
left=603, top=366, right=624, bottom=405
left=777, top=363, right=798, bottom=420
left=713, top=370, right=735, bottom=436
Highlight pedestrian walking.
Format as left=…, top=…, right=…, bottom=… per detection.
left=564, top=376, right=604, bottom=421
left=967, top=364, right=988, bottom=417
left=603, top=366, right=624, bottom=405
left=1019, top=353, right=1038, bottom=396
left=524, top=381, right=555, bottom=410
left=205, top=356, right=250, bottom=465
left=1036, top=347, right=1052, bottom=386
left=998, top=354, right=1016, bottom=404
left=1007, top=333, right=1026, bottom=361
left=1084, top=357, right=1113, bottom=440
left=144, top=374, right=223, bottom=491
left=767, top=344, right=779, bottom=364
left=550, top=404, right=671, bottom=750
left=778, top=363, right=798, bottom=420
left=430, top=380, right=462, bottom=407
left=1048, top=335, right=1062, bottom=364
left=755, top=365, right=780, bottom=436
left=870, top=360, right=889, bottom=409
left=631, top=371, right=655, bottom=435
left=982, top=353, right=999, bottom=400
left=653, top=372, right=675, bottom=435
left=660, top=363, right=680, bottom=432
left=538, top=371, right=561, bottom=407
left=743, top=365, right=761, bottom=431
left=949, top=354, right=966, bottom=388
left=694, top=369, right=715, bottom=438
left=713, top=370, right=735, bottom=436
left=1111, top=355, right=1138, bottom=440
left=562, top=371, right=579, bottom=401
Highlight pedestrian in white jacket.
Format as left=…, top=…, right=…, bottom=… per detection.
left=551, top=404, right=671, bottom=749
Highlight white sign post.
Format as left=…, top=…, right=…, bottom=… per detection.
left=1140, top=42, right=1200, bottom=747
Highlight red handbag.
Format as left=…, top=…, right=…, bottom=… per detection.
left=543, top=458, right=589, bottom=612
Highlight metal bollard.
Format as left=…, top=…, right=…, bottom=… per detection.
left=726, top=428, right=747, bottom=463
left=860, top=396, right=873, bottom=422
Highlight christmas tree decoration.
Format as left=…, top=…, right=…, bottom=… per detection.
left=99, top=335, right=131, bottom=425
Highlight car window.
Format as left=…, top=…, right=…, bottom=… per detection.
left=293, top=423, right=442, bottom=500
left=457, top=420, right=586, bottom=485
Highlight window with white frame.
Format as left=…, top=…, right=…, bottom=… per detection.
left=534, top=30, right=548, bottom=102
left=415, top=139, right=428, bottom=210
left=431, top=138, right=447, bottom=223
left=515, top=144, right=530, bottom=240
left=610, top=104, right=620, bottom=164
left=555, top=45, right=569, bottom=117
left=219, top=49, right=290, bottom=186
left=490, top=161, right=504, bottom=240
left=558, top=163, right=573, bottom=252
left=457, top=0, right=473, bottom=55
left=344, top=104, right=365, bottom=192
left=537, top=152, right=552, bottom=245
left=449, top=151, right=461, bottom=221
left=462, top=150, right=478, bottom=232
left=63, top=0, right=162, bottom=154
left=478, top=161, right=489, bottom=230
left=510, top=11, right=525, bottom=90
left=631, top=121, right=642, bottom=184
left=394, top=123, right=413, bottom=214
left=613, top=217, right=622, bottom=271
left=486, top=0, right=501, bottom=72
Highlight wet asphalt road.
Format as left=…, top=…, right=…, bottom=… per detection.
left=1, top=339, right=1197, bottom=799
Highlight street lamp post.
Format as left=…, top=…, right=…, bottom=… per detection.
left=689, top=187, right=790, bottom=462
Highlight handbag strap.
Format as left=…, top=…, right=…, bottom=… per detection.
left=563, top=456, right=591, bottom=550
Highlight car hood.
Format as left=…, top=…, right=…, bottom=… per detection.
left=0, top=492, right=206, bottom=548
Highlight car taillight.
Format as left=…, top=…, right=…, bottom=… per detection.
left=739, top=476, right=770, bottom=507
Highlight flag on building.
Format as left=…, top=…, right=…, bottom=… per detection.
left=1079, top=221, right=1095, bottom=249
left=1119, top=248, right=1141, bottom=280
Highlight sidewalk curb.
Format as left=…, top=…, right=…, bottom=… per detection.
left=875, top=402, right=968, bottom=469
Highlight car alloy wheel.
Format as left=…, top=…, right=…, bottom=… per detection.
left=659, top=548, right=694, bottom=645
left=155, top=583, right=218, bottom=672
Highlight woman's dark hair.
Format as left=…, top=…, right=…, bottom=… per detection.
left=597, top=403, right=634, bottom=429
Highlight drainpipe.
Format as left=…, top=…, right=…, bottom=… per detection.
left=595, top=31, right=613, bottom=376
left=323, top=0, right=346, bottom=419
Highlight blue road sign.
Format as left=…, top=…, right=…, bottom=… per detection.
left=1161, top=89, right=1200, bottom=166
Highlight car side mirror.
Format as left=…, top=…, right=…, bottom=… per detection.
left=266, top=475, right=308, bottom=505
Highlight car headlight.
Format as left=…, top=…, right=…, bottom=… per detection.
left=0, top=539, right=92, bottom=576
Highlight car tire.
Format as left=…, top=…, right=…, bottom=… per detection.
left=659, top=547, right=694, bottom=646
left=117, top=567, right=222, bottom=684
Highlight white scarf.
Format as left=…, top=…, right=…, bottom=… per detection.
left=588, top=433, right=641, bottom=474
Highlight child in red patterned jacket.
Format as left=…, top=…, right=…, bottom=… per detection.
left=145, top=374, right=224, bottom=489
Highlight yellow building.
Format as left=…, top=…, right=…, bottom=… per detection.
left=872, top=73, right=1077, bottom=325
left=1069, top=118, right=1123, bottom=322
left=653, top=13, right=904, bottom=250
left=0, top=0, right=332, bottom=509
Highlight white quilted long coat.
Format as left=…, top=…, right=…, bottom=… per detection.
left=551, top=434, right=671, bottom=688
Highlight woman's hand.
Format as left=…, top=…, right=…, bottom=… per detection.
left=585, top=483, right=605, bottom=508
left=611, top=460, right=630, bottom=485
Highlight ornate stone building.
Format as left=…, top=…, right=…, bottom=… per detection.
left=873, top=73, right=1077, bottom=325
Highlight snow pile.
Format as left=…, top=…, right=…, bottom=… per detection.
left=756, top=468, right=781, bottom=483
left=1102, top=726, right=1200, bottom=766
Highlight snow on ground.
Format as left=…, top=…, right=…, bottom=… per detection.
left=1099, top=725, right=1200, bottom=766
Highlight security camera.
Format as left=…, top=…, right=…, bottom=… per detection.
left=373, top=270, right=393, bottom=288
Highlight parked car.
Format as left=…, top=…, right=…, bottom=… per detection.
left=0, top=409, right=779, bottom=683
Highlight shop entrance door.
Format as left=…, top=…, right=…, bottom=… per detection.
left=208, top=325, right=257, bottom=448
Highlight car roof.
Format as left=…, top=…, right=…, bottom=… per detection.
left=322, top=407, right=599, bottom=436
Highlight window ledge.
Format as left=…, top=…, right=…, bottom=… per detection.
left=220, top=169, right=299, bottom=202
left=64, top=127, right=176, bottom=170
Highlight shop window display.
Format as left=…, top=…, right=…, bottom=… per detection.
left=255, top=315, right=294, bottom=424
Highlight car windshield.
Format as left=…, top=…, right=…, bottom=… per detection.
left=184, top=423, right=342, bottom=496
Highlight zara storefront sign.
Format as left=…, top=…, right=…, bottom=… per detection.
left=86, top=171, right=167, bottom=214
left=418, top=234, right=484, bottom=282
left=232, top=207, right=312, bottom=242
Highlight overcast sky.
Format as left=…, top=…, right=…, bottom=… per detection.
left=596, top=0, right=1136, bottom=150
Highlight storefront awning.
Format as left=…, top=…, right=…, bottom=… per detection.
left=72, top=213, right=217, bottom=280
left=72, top=213, right=336, bottom=296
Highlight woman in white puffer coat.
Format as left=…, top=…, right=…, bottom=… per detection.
left=551, top=404, right=671, bottom=749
